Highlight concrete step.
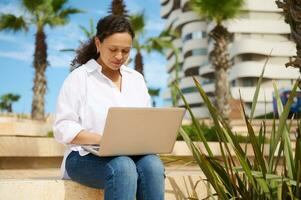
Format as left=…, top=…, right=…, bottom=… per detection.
left=185, top=119, right=299, bottom=127
left=0, top=168, right=208, bottom=200
left=0, top=136, right=64, bottom=157
left=0, top=121, right=52, bottom=136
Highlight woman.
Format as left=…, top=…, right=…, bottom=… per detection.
left=53, top=15, right=165, bottom=200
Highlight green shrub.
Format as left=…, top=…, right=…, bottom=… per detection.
left=176, top=59, right=301, bottom=199
left=178, top=124, right=269, bottom=143
left=177, top=123, right=218, bottom=141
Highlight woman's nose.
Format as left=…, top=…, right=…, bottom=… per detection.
left=115, top=52, right=123, bottom=60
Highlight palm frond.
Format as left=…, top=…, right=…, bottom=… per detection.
left=47, top=8, right=82, bottom=27
left=129, top=13, right=145, bottom=35
left=51, top=0, right=68, bottom=13
left=0, top=14, right=28, bottom=32
left=159, top=28, right=179, bottom=39
left=79, top=19, right=95, bottom=39
left=58, top=7, right=83, bottom=18
left=59, top=48, right=75, bottom=52
left=147, top=37, right=174, bottom=53
left=189, top=0, right=244, bottom=24
left=22, top=0, right=46, bottom=14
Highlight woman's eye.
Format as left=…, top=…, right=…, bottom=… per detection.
left=110, top=49, right=117, bottom=52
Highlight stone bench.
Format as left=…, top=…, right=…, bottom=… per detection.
left=0, top=178, right=104, bottom=200
left=1, top=136, right=294, bottom=169
left=0, top=167, right=208, bottom=200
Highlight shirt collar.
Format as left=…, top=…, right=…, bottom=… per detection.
left=85, top=59, right=132, bottom=74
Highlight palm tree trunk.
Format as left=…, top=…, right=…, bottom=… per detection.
left=135, top=51, right=144, bottom=76
left=31, top=28, right=47, bottom=120
left=210, top=24, right=231, bottom=119
left=109, top=0, right=128, bottom=16
left=8, top=103, right=12, bottom=113
left=276, top=0, right=301, bottom=71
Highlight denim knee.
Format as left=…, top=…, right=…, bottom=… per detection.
left=106, top=156, right=138, bottom=181
left=136, top=155, right=164, bottom=175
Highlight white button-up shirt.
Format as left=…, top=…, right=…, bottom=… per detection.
left=53, top=59, right=151, bottom=179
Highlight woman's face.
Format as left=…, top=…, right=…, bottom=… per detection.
left=95, top=32, right=132, bottom=71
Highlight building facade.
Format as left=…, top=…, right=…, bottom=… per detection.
left=160, top=0, right=299, bottom=118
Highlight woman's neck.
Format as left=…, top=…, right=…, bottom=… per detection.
left=97, top=58, right=121, bottom=82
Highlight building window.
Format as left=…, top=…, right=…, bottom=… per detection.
left=201, top=78, right=214, bottom=85
left=185, top=66, right=199, bottom=76
left=242, top=78, right=256, bottom=87
left=231, top=80, right=236, bottom=87
left=182, top=31, right=207, bottom=42
left=184, top=48, right=208, bottom=58
left=241, top=54, right=253, bottom=61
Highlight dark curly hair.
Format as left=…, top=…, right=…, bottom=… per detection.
left=71, top=15, right=135, bottom=69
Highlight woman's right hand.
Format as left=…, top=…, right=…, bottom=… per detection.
left=70, top=130, right=102, bottom=145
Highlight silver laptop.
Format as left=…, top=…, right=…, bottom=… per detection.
left=82, top=107, right=185, bottom=156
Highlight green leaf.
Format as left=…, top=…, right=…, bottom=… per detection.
left=241, top=98, right=267, bottom=176
left=179, top=128, right=228, bottom=199
left=271, top=80, right=299, bottom=179
left=192, top=77, right=259, bottom=191
left=250, top=54, right=270, bottom=121
left=0, top=14, right=28, bottom=32
left=176, top=84, right=213, bottom=156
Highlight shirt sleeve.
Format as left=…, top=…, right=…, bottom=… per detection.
left=53, top=72, right=84, bottom=144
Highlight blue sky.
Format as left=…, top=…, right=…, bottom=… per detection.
left=0, top=0, right=168, bottom=114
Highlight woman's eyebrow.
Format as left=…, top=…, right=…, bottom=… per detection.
left=108, top=45, right=132, bottom=49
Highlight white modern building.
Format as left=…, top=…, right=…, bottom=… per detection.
left=160, top=0, right=299, bottom=118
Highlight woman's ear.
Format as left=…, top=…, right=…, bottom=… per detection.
left=94, top=37, right=101, bottom=53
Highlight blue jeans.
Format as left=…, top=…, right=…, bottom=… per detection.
left=65, top=151, right=165, bottom=200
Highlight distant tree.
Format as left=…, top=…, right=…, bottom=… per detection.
left=129, top=13, right=146, bottom=75
left=108, top=0, right=129, bottom=16
left=0, top=93, right=20, bottom=113
left=0, top=0, right=82, bottom=120
left=146, top=29, right=180, bottom=106
left=130, top=14, right=180, bottom=105
left=190, top=0, right=244, bottom=119
left=148, top=88, right=160, bottom=107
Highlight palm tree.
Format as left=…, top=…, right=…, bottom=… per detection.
left=0, top=93, right=20, bottom=113
left=146, top=29, right=181, bottom=106
left=0, top=0, right=82, bottom=120
left=148, top=88, right=160, bottom=107
left=108, top=0, right=129, bottom=16
left=129, top=13, right=146, bottom=75
left=130, top=14, right=181, bottom=106
left=189, top=0, right=244, bottom=119
left=276, top=0, right=301, bottom=74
